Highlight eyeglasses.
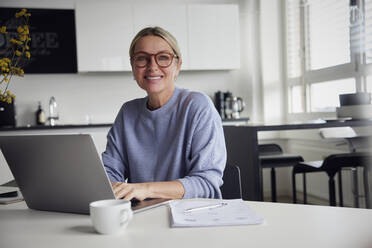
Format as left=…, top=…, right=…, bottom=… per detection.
left=131, top=52, right=178, bottom=68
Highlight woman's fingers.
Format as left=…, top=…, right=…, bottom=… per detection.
left=110, top=182, right=148, bottom=200
left=117, top=186, right=132, bottom=199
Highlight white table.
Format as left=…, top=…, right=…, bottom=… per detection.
left=1, top=200, right=372, bottom=248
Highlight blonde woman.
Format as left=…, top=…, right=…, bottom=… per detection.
left=102, top=27, right=226, bottom=201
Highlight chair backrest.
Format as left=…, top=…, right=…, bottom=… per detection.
left=258, top=143, right=283, bottom=156
left=220, top=164, right=242, bottom=199
left=322, top=152, right=372, bottom=176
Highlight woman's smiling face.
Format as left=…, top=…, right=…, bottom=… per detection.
left=131, top=35, right=181, bottom=97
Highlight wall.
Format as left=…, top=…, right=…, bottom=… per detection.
left=259, top=0, right=285, bottom=124
left=0, top=0, right=265, bottom=184
left=1, top=0, right=263, bottom=127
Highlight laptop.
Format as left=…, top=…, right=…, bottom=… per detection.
left=0, top=134, right=169, bottom=214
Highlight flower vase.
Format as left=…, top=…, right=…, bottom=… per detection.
left=0, top=100, right=16, bottom=127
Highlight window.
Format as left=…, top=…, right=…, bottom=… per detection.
left=366, top=0, right=372, bottom=64
left=367, top=76, right=372, bottom=93
left=307, top=0, right=350, bottom=70
left=288, top=85, right=303, bottom=113
left=310, top=78, right=356, bottom=112
left=286, top=0, right=372, bottom=114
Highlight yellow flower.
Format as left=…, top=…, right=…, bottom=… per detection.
left=25, top=45, right=30, bottom=50
left=17, top=26, right=24, bottom=33
left=0, top=26, right=6, bottom=34
left=25, top=51, right=31, bottom=59
left=12, top=68, right=25, bottom=76
left=23, top=25, right=29, bottom=34
left=19, top=34, right=27, bottom=42
left=10, top=39, right=22, bottom=45
left=15, top=9, right=27, bottom=18
left=15, top=50, right=22, bottom=56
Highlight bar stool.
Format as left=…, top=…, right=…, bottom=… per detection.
left=259, top=144, right=304, bottom=202
left=292, top=127, right=371, bottom=207
left=292, top=152, right=371, bottom=207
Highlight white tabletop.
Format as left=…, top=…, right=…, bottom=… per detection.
left=1, top=200, right=372, bottom=248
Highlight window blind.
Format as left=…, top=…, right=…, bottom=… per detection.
left=286, top=0, right=301, bottom=78
left=307, top=0, right=350, bottom=70
left=365, top=0, right=372, bottom=64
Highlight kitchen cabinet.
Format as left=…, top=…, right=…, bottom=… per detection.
left=75, top=2, right=134, bottom=72
left=132, top=4, right=190, bottom=70
left=187, top=4, right=240, bottom=70
left=76, top=2, right=240, bottom=72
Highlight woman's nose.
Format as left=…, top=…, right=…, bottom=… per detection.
left=147, top=56, right=158, bottom=70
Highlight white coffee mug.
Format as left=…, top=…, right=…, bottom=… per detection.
left=90, top=199, right=133, bottom=235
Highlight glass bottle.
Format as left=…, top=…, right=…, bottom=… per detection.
left=36, top=101, right=46, bottom=125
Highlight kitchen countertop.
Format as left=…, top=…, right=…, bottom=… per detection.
left=0, top=123, right=113, bottom=131
left=0, top=118, right=251, bottom=131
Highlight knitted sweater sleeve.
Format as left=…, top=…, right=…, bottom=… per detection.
left=102, top=106, right=128, bottom=182
left=178, top=94, right=227, bottom=199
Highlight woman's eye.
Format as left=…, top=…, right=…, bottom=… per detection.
left=136, top=56, right=147, bottom=61
left=158, top=55, right=170, bottom=61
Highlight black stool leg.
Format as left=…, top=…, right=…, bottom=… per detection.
left=292, top=171, right=297, bottom=203
left=352, top=167, right=359, bottom=208
left=329, top=176, right=336, bottom=206
left=338, top=171, right=343, bottom=207
left=363, top=167, right=371, bottom=209
left=271, top=168, right=277, bottom=202
left=303, top=173, right=307, bottom=204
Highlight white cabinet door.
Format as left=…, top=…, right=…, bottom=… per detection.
left=187, top=4, right=240, bottom=70
left=132, top=4, right=189, bottom=70
left=76, top=1, right=134, bottom=72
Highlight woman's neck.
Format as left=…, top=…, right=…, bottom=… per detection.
left=147, top=86, right=175, bottom=110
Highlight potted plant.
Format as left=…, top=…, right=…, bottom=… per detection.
left=0, top=8, right=31, bottom=127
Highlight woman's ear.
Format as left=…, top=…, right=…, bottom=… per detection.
left=175, top=58, right=182, bottom=77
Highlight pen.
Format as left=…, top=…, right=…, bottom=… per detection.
left=184, top=202, right=227, bottom=213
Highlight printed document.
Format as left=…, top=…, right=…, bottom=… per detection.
left=169, top=199, right=263, bottom=227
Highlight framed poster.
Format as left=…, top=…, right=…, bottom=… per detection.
left=0, top=8, right=77, bottom=73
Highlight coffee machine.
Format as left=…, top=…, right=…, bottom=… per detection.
left=214, top=91, right=245, bottom=119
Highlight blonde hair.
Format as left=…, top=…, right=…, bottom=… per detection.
left=129, top=26, right=182, bottom=60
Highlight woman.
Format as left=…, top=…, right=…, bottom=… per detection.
left=102, top=26, right=226, bottom=201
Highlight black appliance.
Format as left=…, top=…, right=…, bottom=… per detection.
left=214, top=91, right=235, bottom=119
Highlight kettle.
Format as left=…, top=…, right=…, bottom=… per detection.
left=225, top=96, right=245, bottom=119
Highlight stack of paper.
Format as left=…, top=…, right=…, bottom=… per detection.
left=169, top=199, right=263, bottom=227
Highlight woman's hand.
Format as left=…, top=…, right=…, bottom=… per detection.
left=110, top=180, right=185, bottom=200
left=111, top=182, right=149, bottom=201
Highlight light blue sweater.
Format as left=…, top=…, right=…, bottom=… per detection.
left=102, top=87, right=226, bottom=198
